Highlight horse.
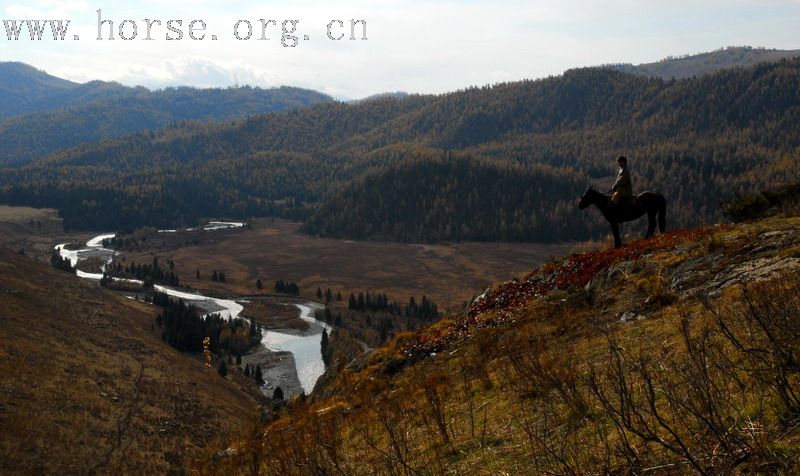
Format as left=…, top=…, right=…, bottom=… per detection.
left=578, top=188, right=666, bottom=248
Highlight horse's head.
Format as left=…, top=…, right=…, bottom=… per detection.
left=578, top=187, right=594, bottom=210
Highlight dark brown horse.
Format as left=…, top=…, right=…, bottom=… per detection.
left=578, top=188, right=666, bottom=248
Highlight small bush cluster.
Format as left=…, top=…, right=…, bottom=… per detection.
left=722, top=182, right=800, bottom=222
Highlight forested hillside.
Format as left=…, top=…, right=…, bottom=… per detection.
left=0, top=86, right=333, bottom=166
left=302, top=152, right=595, bottom=242
left=0, top=62, right=333, bottom=165
left=0, top=62, right=138, bottom=118
left=2, top=58, right=800, bottom=241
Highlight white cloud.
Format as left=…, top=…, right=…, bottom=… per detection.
left=52, top=56, right=279, bottom=89
left=152, top=57, right=278, bottom=88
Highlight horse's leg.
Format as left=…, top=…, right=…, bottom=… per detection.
left=646, top=212, right=656, bottom=239
left=611, top=222, right=621, bottom=248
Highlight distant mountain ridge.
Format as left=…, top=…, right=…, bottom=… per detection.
left=0, top=61, right=334, bottom=165
left=351, top=91, right=409, bottom=103
left=0, top=62, right=142, bottom=118
left=606, top=46, right=800, bottom=79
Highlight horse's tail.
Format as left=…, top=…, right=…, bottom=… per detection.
left=658, top=195, right=666, bottom=233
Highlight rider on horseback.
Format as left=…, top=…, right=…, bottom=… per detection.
left=579, top=156, right=665, bottom=248
left=610, top=156, right=633, bottom=206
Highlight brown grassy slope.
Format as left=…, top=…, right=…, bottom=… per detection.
left=204, top=217, right=800, bottom=475
left=0, top=247, right=258, bottom=475
left=0, top=205, right=71, bottom=260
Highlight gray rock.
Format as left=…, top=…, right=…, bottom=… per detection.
left=708, top=257, right=800, bottom=297
left=760, top=231, right=788, bottom=239
left=241, top=347, right=303, bottom=399
left=619, top=311, right=644, bottom=323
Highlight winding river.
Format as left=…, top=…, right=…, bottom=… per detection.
left=261, top=303, right=330, bottom=394
left=56, top=229, right=329, bottom=395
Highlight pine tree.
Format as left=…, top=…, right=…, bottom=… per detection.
left=272, top=386, right=284, bottom=400
left=255, top=365, right=264, bottom=385
left=256, top=278, right=262, bottom=290
left=320, top=329, right=331, bottom=366
left=286, top=281, right=299, bottom=295
left=217, top=360, right=228, bottom=378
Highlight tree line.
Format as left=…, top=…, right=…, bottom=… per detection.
left=107, top=256, right=180, bottom=287
left=150, top=291, right=262, bottom=355
left=347, top=291, right=439, bottom=321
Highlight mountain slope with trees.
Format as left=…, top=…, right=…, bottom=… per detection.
left=302, top=152, right=595, bottom=242
left=0, top=61, right=138, bottom=118
left=2, top=58, right=800, bottom=241
left=0, top=62, right=333, bottom=165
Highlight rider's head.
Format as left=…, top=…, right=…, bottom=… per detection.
left=617, top=156, right=628, bottom=167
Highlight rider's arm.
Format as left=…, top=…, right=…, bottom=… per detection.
left=610, top=170, right=623, bottom=192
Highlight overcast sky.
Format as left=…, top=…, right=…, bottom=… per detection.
left=1, top=0, right=799, bottom=99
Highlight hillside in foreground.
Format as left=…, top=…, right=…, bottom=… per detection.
left=0, top=247, right=258, bottom=475
left=205, top=211, right=800, bottom=474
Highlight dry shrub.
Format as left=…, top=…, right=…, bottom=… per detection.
left=590, top=274, right=800, bottom=474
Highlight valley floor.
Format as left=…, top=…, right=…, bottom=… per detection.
left=118, top=218, right=572, bottom=312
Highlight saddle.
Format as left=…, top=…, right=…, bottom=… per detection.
left=611, top=192, right=639, bottom=210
